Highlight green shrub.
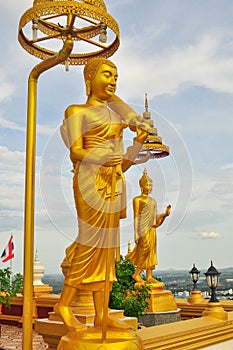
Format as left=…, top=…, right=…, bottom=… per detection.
left=0, top=268, right=23, bottom=307
left=109, top=257, right=151, bottom=318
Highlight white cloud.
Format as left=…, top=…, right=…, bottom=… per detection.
left=115, top=31, right=233, bottom=99
left=221, top=163, right=233, bottom=170
left=0, top=146, right=25, bottom=218
left=211, top=182, right=233, bottom=196
left=0, top=145, right=25, bottom=173
left=108, top=0, right=134, bottom=8
left=0, top=117, right=25, bottom=132
left=200, top=231, right=222, bottom=239
left=37, top=124, right=56, bottom=136
left=1, top=0, right=32, bottom=15
left=0, top=72, right=15, bottom=102
left=0, top=116, right=55, bottom=136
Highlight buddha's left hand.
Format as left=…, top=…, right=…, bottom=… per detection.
left=165, top=205, right=171, bottom=216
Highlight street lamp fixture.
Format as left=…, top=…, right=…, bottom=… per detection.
left=202, top=261, right=227, bottom=320
left=204, top=261, right=221, bottom=303
left=189, top=263, right=200, bottom=290
left=187, top=263, right=204, bottom=304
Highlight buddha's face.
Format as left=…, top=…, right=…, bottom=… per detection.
left=88, top=63, right=118, bottom=101
left=142, top=180, right=152, bottom=195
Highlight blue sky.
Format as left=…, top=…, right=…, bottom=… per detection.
left=0, top=0, right=233, bottom=275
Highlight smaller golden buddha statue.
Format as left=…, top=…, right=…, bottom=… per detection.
left=127, top=169, right=171, bottom=283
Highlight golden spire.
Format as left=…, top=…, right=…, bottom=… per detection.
left=145, top=93, right=149, bottom=112
left=137, top=93, right=170, bottom=159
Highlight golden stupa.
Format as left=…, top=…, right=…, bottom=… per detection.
left=137, top=93, right=169, bottom=159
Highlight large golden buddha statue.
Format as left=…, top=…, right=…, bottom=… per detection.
left=127, top=169, right=171, bottom=283
left=54, top=58, right=150, bottom=333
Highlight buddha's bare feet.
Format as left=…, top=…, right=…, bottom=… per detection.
left=54, top=303, right=86, bottom=332
left=132, top=273, right=144, bottom=283
left=94, top=315, right=132, bottom=330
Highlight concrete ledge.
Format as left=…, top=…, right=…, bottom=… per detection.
left=139, top=309, right=180, bottom=327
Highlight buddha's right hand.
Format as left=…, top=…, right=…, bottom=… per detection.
left=126, top=114, right=151, bottom=133
left=102, top=153, right=122, bottom=167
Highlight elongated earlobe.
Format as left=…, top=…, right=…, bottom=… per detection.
left=86, top=80, right=91, bottom=96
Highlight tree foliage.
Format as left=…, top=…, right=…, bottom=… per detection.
left=0, top=268, right=23, bottom=307
left=109, top=257, right=151, bottom=318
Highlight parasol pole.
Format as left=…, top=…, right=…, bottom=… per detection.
left=22, top=34, right=73, bottom=350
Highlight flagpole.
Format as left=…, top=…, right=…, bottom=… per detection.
left=9, top=234, right=13, bottom=285
left=10, top=258, right=13, bottom=285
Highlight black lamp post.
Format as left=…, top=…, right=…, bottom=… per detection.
left=204, top=261, right=221, bottom=302
left=189, top=263, right=200, bottom=290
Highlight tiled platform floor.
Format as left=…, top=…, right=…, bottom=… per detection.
left=0, top=324, right=48, bottom=349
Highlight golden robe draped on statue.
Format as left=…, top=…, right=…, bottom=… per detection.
left=60, top=105, right=126, bottom=291
left=127, top=197, right=158, bottom=270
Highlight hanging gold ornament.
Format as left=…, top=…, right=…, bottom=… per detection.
left=18, top=0, right=120, bottom=65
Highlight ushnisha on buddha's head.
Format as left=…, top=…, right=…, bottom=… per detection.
left=139, top=168, right=153, bottom=194
left=84, top=58, right=118, bottom=98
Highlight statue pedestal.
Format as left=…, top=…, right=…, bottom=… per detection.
left=148, top=283, right=177, bottom=312
left=139, top=282, right=180, bottom=327
left=202, top=302, right=228, bottom=321
left=187, top=290, right=205, bottom=304
left=58, top=328, right=143, bottom=350
left=139, top=309, right=180, bottom=327
left=35, top=310, right=138, bottom=350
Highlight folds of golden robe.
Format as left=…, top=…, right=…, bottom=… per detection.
left=127, top=196, right=158, bottom=270
left=60, top=104, right=126, bottom=291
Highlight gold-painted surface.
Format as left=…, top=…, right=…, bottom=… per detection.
left=33, top=284, right=53, bottom=296
left=202, top=302, right=228, bottom=321
left=58, top=328, right=143, bottom=350
left=141, top=142, right=169, bottom=154
left=137, top=316, right=233, bottom=350
left=187, top=290, right=205, bottom=305
left=136, top=94, right=169, bottom=159
left=49, top=309, right=124, bottom=324
left=60, top=242, right=96, bottom=314
left=126, top=169, right=171, bottom=283
left=18, top=0, right=120, bottom=65
left=35, top=309, right=138, bottom=349
left=126, top=169, right=176, bottom=313
left=22, top=35, right=73, bottom=350
left=146, top=134, right=160, bottom=142
left=55, top=58, right=150, bottom=345
left=148, top=286, right=177, bottom=313
left=33, top=0, right=107, bottom=11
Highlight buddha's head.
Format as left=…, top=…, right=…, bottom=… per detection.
left=139, top=169, right=152, bottom=195
left=84, top=58, right=118, bottom=99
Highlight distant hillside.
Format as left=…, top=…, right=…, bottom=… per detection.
left=42, top=267, right=233, bottom=297
left=220, top=267, right=233, bottom=272
left=157, top=267, right=233, bottom=273
left=42, top=274, right=64, bottom=294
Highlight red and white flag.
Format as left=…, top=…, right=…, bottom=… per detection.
left=1, top=235, right=14, bottom=263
